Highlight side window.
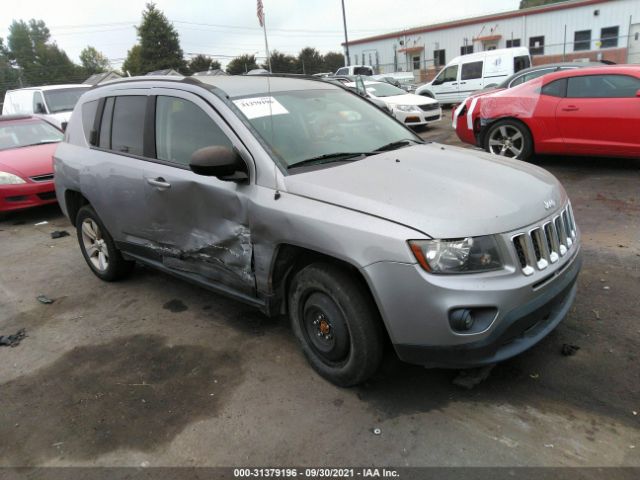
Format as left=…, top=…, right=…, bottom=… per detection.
left=438, top=65, right=458, bottom=83
left=155, top=96, right=233, bottom=167
left=513, top=55, right=530, bottom=73
left=461, top=61, right=483, bottom=80
left=33, top=91, right=46, bottom=113
left=111, top=96, right=146, bottom=155
left=541, top=78, right=567, bottom=97
left=81, top=100, right=98, bottom=144
left=567, top=74, right=640, bottom=98
left=336, top=67, right=347, bottom=75
left=99, top=97, right=114, bottom=149
left=513, top=68, right=555, bottom=87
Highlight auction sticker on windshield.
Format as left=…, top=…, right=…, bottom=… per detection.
left=233, top=96, right=289, bottom=119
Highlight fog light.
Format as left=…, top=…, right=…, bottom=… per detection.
left=450, top=308, right=474, bottom=331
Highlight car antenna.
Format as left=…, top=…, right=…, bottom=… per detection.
left=268, top=74, right=282, bottom=201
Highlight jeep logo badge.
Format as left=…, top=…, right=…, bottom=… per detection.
left=544, top=199, right=556, bottom=210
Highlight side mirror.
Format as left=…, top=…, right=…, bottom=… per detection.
left=60, top=122, right=68, bottom=132
left=35, top=102, right=47, bottom=114
left=636, top=89, right=640, bottom=97
left=432, top=78, right=443, bottom=86
left=189, top=146, right=248, bottom=181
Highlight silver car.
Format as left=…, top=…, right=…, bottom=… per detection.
left=54, top=75, right=582, bottom=386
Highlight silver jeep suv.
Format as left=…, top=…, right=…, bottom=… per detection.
left=54, top=75, right=582, bottom=386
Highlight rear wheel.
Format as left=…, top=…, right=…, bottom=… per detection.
left=76, top=205, right=134, bottom=281
left=484, top=119, right=533, bottom=161
left=288, top=263, right=384, bottom=387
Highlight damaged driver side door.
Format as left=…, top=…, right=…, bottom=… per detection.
left=140, top=89, right=256, bottom=297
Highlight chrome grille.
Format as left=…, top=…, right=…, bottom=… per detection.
left=30, top=173, right=54, bottom=182
left=511, top=203, right=577, bottom=276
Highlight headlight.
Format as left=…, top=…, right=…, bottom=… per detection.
left=0, top=172, right=26, bottom=185
left=394, top=105, right=419, bottom=112
left=409, top=236, right=503, bottom=274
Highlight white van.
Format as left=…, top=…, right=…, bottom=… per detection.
left=334, top=65, right=374, bottom=76
left=2, top=84, right=92, bottom=129
left=415, top=47, right=531, bottom=105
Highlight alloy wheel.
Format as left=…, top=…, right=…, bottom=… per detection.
left=81, top=218, right=109, bottom=272
left=488, top=125, right=525, bottom=158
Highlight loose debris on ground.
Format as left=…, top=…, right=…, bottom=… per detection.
left=0, top=328, right=26, bottom=347
left=452, top=364, right=495, bottom=389
left=561, top=344, right=581, bottom=356
left=50, top=230, right=70, bottom=239
left=36, top=295, right=54, bottom=304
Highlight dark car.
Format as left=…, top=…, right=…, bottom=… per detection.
left=483, top=61, right=608, bottom=90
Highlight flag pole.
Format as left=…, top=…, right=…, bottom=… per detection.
left=262, top=13, right=272, bottom=72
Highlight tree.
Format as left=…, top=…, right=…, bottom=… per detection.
left=187, top=54, right=220, bottom=74
left=0, top=37, right=20, bottom=102
left=7, top=19, right=81, bottom=86
left=135, top=3, right=186, bottom=74
left=226, top=54, right=258, bottom=75
left=80, top=46, right=110, bottom=75
left=122, top=44, right=143, bottom=76
left=262, top=50, right=296, bottom=73
left=322, top=51, right=345, bottom=73
left=519, top=0, right=567, bottom=8
left=296, top=47, right=324, bottom=75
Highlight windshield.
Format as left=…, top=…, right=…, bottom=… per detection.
left=43, top=88, right=88, bottom=114
left=0, top=120, right=63, bottom=151
left=232, top=89, right=421, bottom=169
left=365, top=82, right=407, bottom=97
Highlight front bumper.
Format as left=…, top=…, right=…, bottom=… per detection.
left=363, top=241, right=582, bottom=368
left=0, top=181, right=57, bottom=212
left=394, top=107, right=442, bottom=126
left=395, top=252, right=581, bottom=368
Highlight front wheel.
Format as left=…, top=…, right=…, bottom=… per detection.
left=484, top=119, right=533, bottom=161
left=288, top=263, right=384, bottom=387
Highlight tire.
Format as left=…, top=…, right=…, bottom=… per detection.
left=288, top=262, right=384, bottom=387
left=484, top=119, right=533, bottom=161
left=75, top=205, right=134, bottom=281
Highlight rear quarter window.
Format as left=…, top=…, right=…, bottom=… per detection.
left=540, top=78, right=567, bottom=97
left=81, top=100, right=99, bottom=144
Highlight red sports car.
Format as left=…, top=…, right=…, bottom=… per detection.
left=453, top=66, right=640, bottom=161
left=0, top=115, right=63, bottom=213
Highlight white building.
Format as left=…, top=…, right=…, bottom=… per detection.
left=343, top=0, right=640, bottom=81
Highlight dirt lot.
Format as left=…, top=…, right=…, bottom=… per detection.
left=0, top=119, right=638, bottom=468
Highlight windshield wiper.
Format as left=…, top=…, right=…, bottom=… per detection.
left=287, top=152, right=368, bottom=170
left=374, top=138, right=424, bottom=152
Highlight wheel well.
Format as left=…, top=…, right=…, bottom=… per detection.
left=64, top=190, right=89, bottom=226
left=419, top=90, right=435, bottom=99
left=479, top=117, right=534, bottom=153
left=268, top=245, right=377, bottom=315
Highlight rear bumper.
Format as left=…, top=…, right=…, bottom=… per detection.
left=393, top=251, right=581, bottom=368
left=0, top=181, right=57, bottom=212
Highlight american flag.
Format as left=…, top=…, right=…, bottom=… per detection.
left=257, top=0, right=265, bottom=27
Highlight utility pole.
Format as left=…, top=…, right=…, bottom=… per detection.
left=341, top=0, right=350, bottom=66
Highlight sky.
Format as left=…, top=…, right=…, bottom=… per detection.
left=1, top=0, right=520, bottom=69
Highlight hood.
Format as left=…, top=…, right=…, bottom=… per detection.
left=42, top=112, right=72, bottom=129
left=284, top=144, right=566, bottom=238
left=380, top=93, right=438, bottom=106
left=0, top=143, right=57, bottom=179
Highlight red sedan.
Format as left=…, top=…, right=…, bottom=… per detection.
left=453, top=66, right=640, bottom=161
left=0, top=115, right=63, bottom=213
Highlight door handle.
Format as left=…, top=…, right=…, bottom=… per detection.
left=451, top=83, right=458, bottom=86
left=562, top=105, right=579, bottom=112
left=459, top=81, right=466, bottom=85
left=146, top=177, right=171, bottom=189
